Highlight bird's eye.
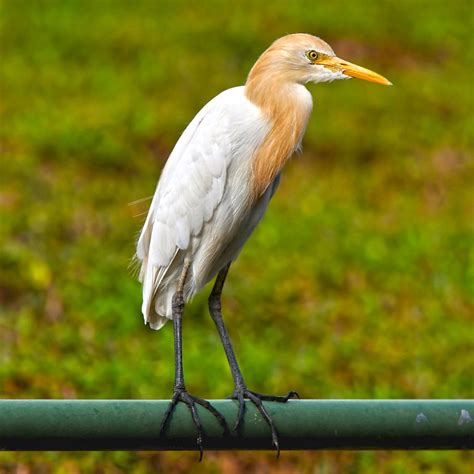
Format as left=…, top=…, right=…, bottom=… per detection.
left=306, top=50, right=319, bottom=62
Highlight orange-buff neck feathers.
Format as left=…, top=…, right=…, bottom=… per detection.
left=245, top=36, right=321, bottom=198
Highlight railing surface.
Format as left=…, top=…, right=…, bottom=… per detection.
left=1, top=399, right=472, bottom=451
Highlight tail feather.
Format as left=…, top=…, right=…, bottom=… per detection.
left=139, top=249, right=181, bottom=331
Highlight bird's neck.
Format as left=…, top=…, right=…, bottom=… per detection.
left=245, top=69, right=313, bottom=199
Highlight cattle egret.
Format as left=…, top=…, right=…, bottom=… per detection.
left=136, top=33, right=391, bottom=456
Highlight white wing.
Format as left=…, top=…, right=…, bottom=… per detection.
left=137, top=100, right=232, bottom=267
left=136, top=87, right=269, bottom=329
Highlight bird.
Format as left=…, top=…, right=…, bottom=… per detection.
left=136, top=33, right=391, bottom=457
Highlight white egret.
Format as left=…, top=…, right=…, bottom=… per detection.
left=136, top=33, right=391, bottom=456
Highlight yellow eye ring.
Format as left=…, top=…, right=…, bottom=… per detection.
left=306, top=50, right=319, bottom=62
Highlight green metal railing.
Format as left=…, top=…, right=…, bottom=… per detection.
left=1, top=400, right=472, bottom=451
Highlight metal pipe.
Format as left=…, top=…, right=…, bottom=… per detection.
left=1, top=400, right=472, bottom=451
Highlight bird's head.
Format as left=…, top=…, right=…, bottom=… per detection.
left=247, top=33, right=391, bottom=87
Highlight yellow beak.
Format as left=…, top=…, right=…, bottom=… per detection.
left=322, top=56, right=392, bottom=86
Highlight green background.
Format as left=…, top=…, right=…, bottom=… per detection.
left=1, top=0, right=473, bottom=472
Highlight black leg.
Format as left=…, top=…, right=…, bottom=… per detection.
left=208, top=263, right=299, bottom=456
left=160, top=260, right=229, bottom=461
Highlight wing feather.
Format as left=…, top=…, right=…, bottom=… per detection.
left=137, top=99, right=232, bottom=275
left=136, top=86, right=269, bottom=328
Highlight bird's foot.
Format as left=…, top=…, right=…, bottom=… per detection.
left=160, top=388, right=229, bottom=461
left=227, top=387, right=299, bottom=456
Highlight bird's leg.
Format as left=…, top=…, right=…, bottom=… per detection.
left=160, top=259, right=229, bottom=460
left=208, top=263, right=299, bottom=455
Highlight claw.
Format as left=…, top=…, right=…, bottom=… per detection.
left=159, top=395, right=180, bottom=434
left=233, top=391, right=245, bottom=433
left=228, top=387, right=297, bottom=456
left=248, top=389, right=300, bottom=402
left=160, top=389, right=229, bottom=461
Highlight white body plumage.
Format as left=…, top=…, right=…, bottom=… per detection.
left=137, top=86, right=310, bottom=329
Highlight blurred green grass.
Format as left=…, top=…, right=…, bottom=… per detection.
left=1, top=0, right=473, bottom=472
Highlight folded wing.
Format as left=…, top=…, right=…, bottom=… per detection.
left=136, top=98, right=233, bottom=328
